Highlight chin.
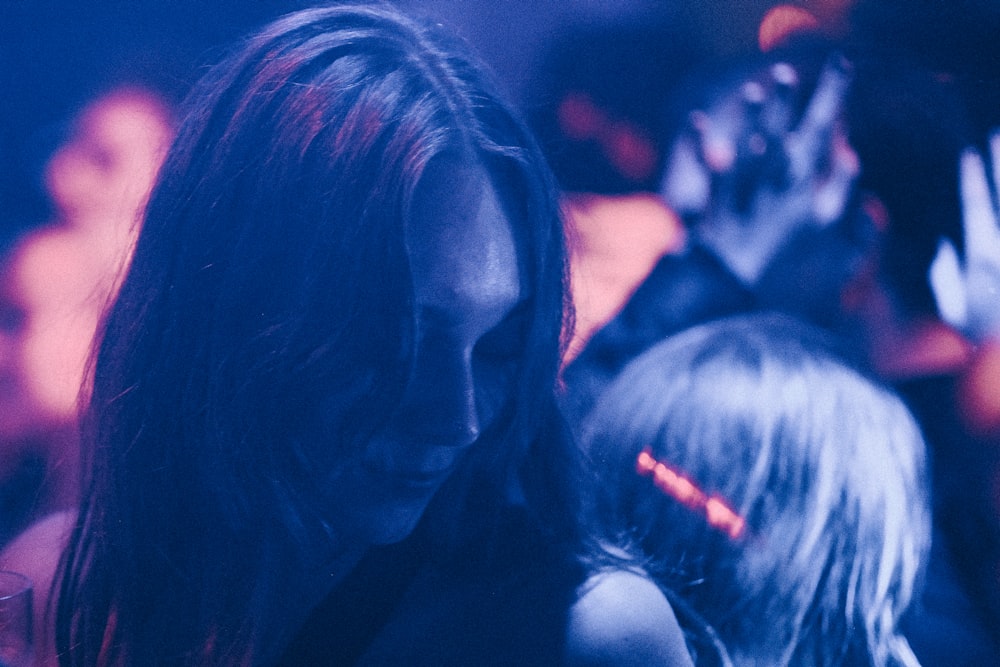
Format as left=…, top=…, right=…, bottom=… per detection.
left=360, top=501, right=431, bottom=545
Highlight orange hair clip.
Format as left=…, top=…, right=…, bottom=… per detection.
left=636, top=448, right=746, bottom=539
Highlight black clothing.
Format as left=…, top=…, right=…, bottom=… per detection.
left=278, top=508, right=587, bottom=666
left=896, top=374, right=1000, bottom=664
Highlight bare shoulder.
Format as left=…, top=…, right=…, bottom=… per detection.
left=0, top=510, right=74, bottom=585
left=565, top=568, right=694, bottom=667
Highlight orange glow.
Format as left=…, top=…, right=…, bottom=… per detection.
left=959, top=338, right=1000, bottom=436
left=758, top=5, right=820, bottom=52
left=556, top=91, right=658, bottom=183
left=557, top=92, right=607, bottom=141
left=705, top=496, right=746, bottom=539
left=636, top=448, right=746, bottom=539
left=560, top=193, right=683, bottom=366
left=636, top=448, right=658, bottom=474
left=654, top=462, right=701, bottom=505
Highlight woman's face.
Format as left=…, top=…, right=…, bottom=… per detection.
left=328, top=159, right=531, bottom=545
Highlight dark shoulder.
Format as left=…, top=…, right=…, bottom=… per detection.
left=565, top=569, right=694, bottom=667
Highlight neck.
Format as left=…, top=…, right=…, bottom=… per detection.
left=263, top=543, right=368, bottom=665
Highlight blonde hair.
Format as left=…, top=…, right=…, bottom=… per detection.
left=583, top=312, right=929, bottom=666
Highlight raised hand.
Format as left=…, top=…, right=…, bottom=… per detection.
left=661, top=54, right=859, bottom=286
left=929, top=131, right=1000, bottom=341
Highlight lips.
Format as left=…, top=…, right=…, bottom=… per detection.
left=361, top=458, right=456, bottom=490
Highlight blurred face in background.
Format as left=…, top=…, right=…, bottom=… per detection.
left=44, top=87, right=173, bottom=228
left=2, top=87, right=175, bottom=435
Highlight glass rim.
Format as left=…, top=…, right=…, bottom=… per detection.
left=0, top=570, right=32, bottom=600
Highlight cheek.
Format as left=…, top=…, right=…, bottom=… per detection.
left=312, top=385, right=387, bottom=464
left=472, top=357, right=522, bottom=434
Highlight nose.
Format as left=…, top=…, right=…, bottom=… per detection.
left=395, top=341, right=480, bottom=448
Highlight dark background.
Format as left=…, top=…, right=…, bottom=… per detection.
left=3, top=0, right=999, bottom=242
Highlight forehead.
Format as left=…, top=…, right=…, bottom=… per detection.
left=405, top=159, right=527, bottom=314
left=79, top=94, right=171, bottom=145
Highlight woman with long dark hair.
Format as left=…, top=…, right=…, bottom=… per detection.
left=2, top=3, right=690, bottom=665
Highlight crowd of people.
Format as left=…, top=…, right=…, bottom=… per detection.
left=1, top=1, right=998, bottom=665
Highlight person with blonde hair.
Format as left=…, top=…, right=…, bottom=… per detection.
left=581, top=313, right=930, bottom=666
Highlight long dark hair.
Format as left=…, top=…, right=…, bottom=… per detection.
left=56, top=4, right=576, bottom=664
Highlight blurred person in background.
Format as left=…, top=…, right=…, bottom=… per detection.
left=0, top=81, right=175, bottom=549
left=524, top=19, right=708, bottom=362
left=839, top=38, right=1000, bottom=661
left=0, top=79, right=175, bottom=663
left=0, top=247, right=77, bottom=549
left=559, top=39, right=863, bottom=426
left=16, top=82, right=176, bottom=425
left=581, top=313, right=930, bottom=666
